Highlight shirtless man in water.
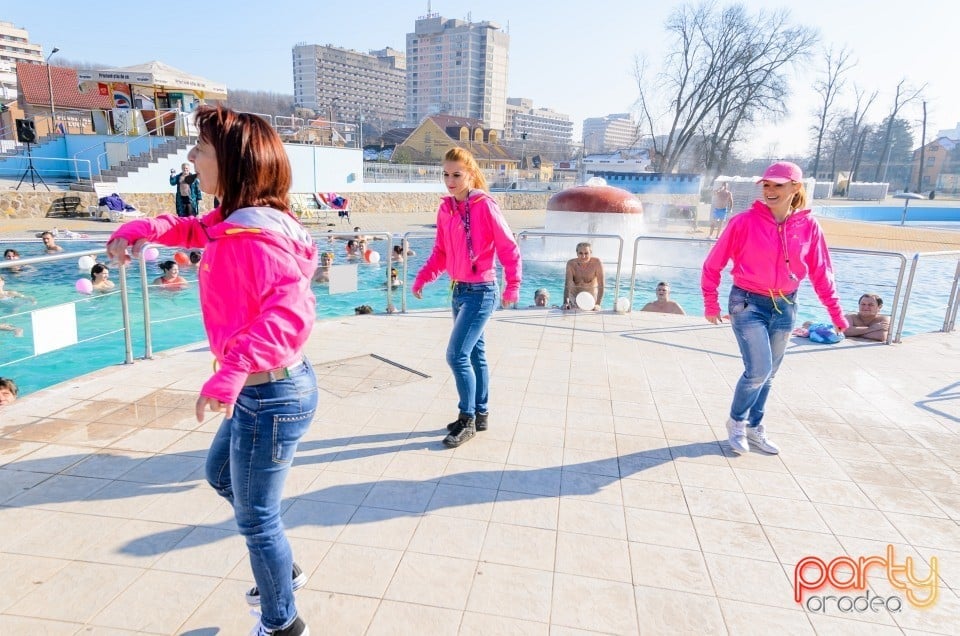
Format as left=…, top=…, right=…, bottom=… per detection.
left=563, top=242, right=604, bottom=310
left=843, top=293, right=890, bottom=342
left=641, top=281, right=686, bottom=315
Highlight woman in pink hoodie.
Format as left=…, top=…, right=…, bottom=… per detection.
left=412, top=147, right=522, bottom=448
left=701, top=161, right=848, bottom=457
left=106, top=106, right=316, bottom=636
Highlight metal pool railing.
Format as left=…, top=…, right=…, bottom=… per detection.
left=895, top=250, right=960, bottom=343
left=515, top=231, right=626, bottom=306
left=626, top=236, right=911, bottom=345
left=0, top=248, right=137, bottom=367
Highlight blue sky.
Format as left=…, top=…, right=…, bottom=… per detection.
left=5, top=0, right=954, bottom=158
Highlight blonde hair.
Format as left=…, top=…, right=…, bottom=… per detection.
left=443, top=147, right=488, bottom=192
left=790, top=183, right=808, bottom=211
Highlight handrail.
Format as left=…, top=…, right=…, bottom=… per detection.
left=517, top=231, right=625, bottom=308
left=0, top=155, right=93, bottom=181
left=400, top=231, right=438, bottom=312
left=830, top=247, right=907, bottom=345
left=71, top=109, right=185, bottom=174
left=628, top=235, right=714, bottom=312
left=0, top=248, right=135, bottom=365
left=944, top=261, right=960, bottom=332
left=626, top=237, right=909, bottom=344
left=895, top=250, right=960, bottom=344
left=133, top=233, right=398, bottom=358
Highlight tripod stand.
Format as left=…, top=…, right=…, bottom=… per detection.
left=15, top=143, right=50, bottom=192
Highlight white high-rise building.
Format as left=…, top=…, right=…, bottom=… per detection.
left=405, top=13, right=509, bottom=131
left=0, top=21, right=43, bottom=100
left=292, top=44, right=406, bottom=132
left=504, top=97, right=573, bottom=146
left=582, top=113, right=640, bottom=154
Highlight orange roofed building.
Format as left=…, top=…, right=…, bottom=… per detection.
left=393, top=114, right=517, bottom=172
left=8, top=62, right=113, bottom=136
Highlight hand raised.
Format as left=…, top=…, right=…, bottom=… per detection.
left=106, top=237, right=150, bottom=265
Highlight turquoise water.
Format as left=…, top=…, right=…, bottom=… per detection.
left=2, top=235, right=957, bottom=397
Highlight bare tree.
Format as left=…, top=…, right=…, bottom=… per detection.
left=633, top=2, right=818, bottom=174
left=873, top=79, right=925, bottom=182
left=845, top=86, right=878, bottom=166
left=810, top=46, right=854, bottom=178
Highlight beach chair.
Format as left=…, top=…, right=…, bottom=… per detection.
left=292, top=192, right=328, bottom=224
left=90, top=182, right=146, bottom=222
left=315, top=192, right=351, bottom=224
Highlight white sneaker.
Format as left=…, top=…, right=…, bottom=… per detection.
left=746, top=424, right=780, bottom=454
left=726, top=418, right=749, bottom=455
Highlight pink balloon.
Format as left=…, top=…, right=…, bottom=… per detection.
left=75, top=278, right=93, bottom=294
left=143, top=247, right=160, bottom=261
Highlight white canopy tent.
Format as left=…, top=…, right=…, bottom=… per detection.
left=79, top=61, right=227, bottom=104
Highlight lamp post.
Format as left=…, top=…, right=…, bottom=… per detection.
left=45, top=47, right=59, bottom=132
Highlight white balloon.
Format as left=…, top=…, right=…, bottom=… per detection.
left=78, top=255, right=95, bottom=271
left=576, top=291, right=595, bottom=311
left=615, top=297, right=630, bottom=313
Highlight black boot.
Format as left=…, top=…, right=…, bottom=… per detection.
left=447, top=411, right=488, bottom=432
left=443, top=413, right=476, bottom=447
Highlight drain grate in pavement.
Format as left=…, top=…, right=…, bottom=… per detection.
left=313, top=354, right=430, bottom=398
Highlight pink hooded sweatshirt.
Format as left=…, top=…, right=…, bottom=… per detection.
left=110, top=207, right=317, bottom=404
left=701, top=200, right=849, bottom=330
left=412, top=190, right=522, bottom=302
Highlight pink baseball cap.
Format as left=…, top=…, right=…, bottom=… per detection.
left=757, top=161, right=802, bottom=184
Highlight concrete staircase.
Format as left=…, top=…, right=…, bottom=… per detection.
left=70, top=137, right=192, bottom=192
left=0, top=132, right=62, bottom=159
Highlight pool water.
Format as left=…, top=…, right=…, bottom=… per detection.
left=1, top=235, right=956, bottom=397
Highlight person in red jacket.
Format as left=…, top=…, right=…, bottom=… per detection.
left=701, top=161, right=848, bottom=456
left=107, top=106, right=315, bottom=636
left=412, top=147, right=522, bottom=448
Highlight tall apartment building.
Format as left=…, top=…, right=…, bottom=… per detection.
left=405, top=13, right=509, bottom=131
left=582, top=113, right=639, bottom=154
left=292, top=44, right=406, bottom=132
left=504, top=97, right=573, bottom=148
left=0, top=21, right=44, bottom=100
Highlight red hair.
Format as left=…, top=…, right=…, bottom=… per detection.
left=192, top=105, right=291, bottom=216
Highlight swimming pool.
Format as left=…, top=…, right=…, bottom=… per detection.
left=2, top=234, right=957, bottom=397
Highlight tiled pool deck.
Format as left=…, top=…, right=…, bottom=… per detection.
left=2, top=307, right=959, bottom=635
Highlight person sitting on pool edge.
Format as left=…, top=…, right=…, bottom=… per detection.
left=843, top=293, right=890, bottom=342
left=641, top=281, right=686, bottom=315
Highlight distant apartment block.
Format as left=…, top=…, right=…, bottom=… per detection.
left=405, top=13, right=509, bottom=131
left=0, top=21, right=43, bottom=100
left=504, top=97, right=573, bottom=149
left=582, top=113, right=639, bottom=154
left=0, top=21, right=43, bottom=66
left=292, top=44, right=406, bottom=131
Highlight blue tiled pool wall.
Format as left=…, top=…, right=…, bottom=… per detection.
left=816, top=205, right=960, bottom=222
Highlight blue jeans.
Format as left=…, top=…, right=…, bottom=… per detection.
left=727, top=286, right=797, bottom=427
left=205, top=360, right=317, bottom=631
left=447, top=282, right=498, bottom=417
